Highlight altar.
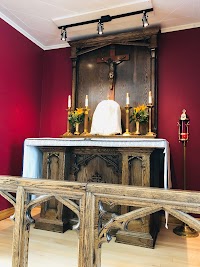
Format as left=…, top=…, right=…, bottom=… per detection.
left=22, top=26, right=164, bottom=248
left=22, top=137, right=170, bottom=248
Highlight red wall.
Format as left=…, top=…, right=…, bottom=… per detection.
left=39, top=48, right=72, bottom=137
left=1, top=18, right=200, bottom=211
left=40, top=28, right=200, bottom=192
left=0, top=19, right=43, bottom=209
left=158, top=28, right=200, bottom=191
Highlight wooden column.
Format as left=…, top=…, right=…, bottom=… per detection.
left=12, top=186, right=29, bottom=267
left=71, top=46, right=77, bottom=110
left=78, top=193, right=87, bottom=267
left=35, top=147, right=71, bottom=232
left=116, top=148, right=158, bottom=248
left=82, top=191, right=96, bottom=267
left=150, top=33, right=158, bottom=133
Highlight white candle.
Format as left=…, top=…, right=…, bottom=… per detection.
left=126, top=93, right=130, bottom=105
left=85, top=95, right=89, bottom=108
left=68, top=95, right=71, bottom=108
left=148, top=91, right=152, bottom=104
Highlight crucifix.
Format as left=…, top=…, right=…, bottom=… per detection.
left=97, top=45, right=129, bottom=100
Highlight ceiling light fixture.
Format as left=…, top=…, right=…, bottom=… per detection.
left=142, top=11, right=149, bottom=27
left=59, top=8, right=153, bottom=40
left=61, top=27, right=67, bottom=41
left=97, top=20, right=104, bottom=35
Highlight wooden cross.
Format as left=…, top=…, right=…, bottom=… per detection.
left=97, top=45, right=129, bottom=100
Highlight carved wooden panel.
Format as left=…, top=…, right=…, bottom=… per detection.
left=69, top=147, right=122, bottom=184
left=35, top=147, right=71, bottom=232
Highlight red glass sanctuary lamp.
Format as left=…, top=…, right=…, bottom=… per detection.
left=174, top=109, right=199, bottom=237
left=178, top=109, right=189, bottom=143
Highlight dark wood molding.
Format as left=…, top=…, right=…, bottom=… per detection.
left=69, top=26, right=160, bottom=51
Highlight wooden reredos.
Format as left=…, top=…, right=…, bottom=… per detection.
left=69, top=26, right=160, bottom=134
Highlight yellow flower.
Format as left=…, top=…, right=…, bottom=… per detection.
left=130, top=104, right=148, bottom=123
left=68, top=108, right=85, bottom=127
left=140, top=104, right=146, bottom=111
left=76, top=108, right=84, bottom=115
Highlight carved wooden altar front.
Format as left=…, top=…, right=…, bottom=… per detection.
left=35, top=144, right=163, bottom=248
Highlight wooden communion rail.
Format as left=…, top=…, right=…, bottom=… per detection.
left=0, top=175, right=200, bottom=267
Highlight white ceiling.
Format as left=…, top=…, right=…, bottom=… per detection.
left=1, top=0, right=200, bottom=50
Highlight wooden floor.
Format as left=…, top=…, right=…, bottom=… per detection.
left=0, top=211, right=199, bottom=267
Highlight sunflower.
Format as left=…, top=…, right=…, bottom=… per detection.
left=130, top=104, right=148, bottom=123
left=68, top=108, right=84, bottom=127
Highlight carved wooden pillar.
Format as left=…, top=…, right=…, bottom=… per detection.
left=35, top=147, right=71, bottom=232
left=71, top=46, right=77, bottom=110
left=121, top=153, right=129, bottom=214
left=116, top=148, right=158, bottom=248
left=150, top=33, right=158, bottom=133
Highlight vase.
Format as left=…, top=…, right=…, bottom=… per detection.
left=74, top=123, right=80, bottom=135
left=134, top=121, right=140, bottom=135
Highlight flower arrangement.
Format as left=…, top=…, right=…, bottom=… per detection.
left=130, top=104, right=148, bottom=123
left=68, top=108, right=84, bottom=127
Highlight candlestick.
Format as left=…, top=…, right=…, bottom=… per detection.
left=146, top=104, right=156, bottom=137
left=85, top=95, right=89, bottom=108
left=81, top=108, right=91, bottom=136
left=68, top=95, right=71, bottom=108
left=62, top=107, right=73, bottom=137
left=148, top=91, right=152, bottom=105
left=126, top=93, right=130, bottom=105
left=123, top=105, right=131, bottom=136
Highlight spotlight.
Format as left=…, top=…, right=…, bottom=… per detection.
left=61, top=27, right=67, bottom=41
left=97, top=20, right=104, bottom=35
left=142, top=11, right=149, bottom=27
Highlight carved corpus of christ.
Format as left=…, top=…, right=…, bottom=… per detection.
left=97, top=45, right=129, bottom=100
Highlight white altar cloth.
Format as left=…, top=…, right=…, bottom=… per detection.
left=22, top=137, right=171, bottom=190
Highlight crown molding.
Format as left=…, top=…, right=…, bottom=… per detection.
left=0, top=12, right=46, bottom=49
left=43, top=43, right=70, bottom=50
left=161, top=22, right=200, bottom=33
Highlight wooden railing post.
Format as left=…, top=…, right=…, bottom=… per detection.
left=82, top=191, right=99, bottom=267
left=77, top=193, right=87, bottom=267
left=12, top=186, right=29, bottom=267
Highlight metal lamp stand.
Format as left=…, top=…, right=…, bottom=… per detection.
left=173, top=110, right=199, bottom=237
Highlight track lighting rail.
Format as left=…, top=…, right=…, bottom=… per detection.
left=58, top=8, right=153, bottom=29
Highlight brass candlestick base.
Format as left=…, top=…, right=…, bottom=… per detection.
left=173, top=223, right=199, bottom=238
left=62, top=131, right=73, bottom=137
left=123, top=130, right=131, bottom=136
left=146, top=131, right=156, bottom=137
left=123, top=105, right=131, bottom=136
left=81, top=131, right=91, bottom=136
